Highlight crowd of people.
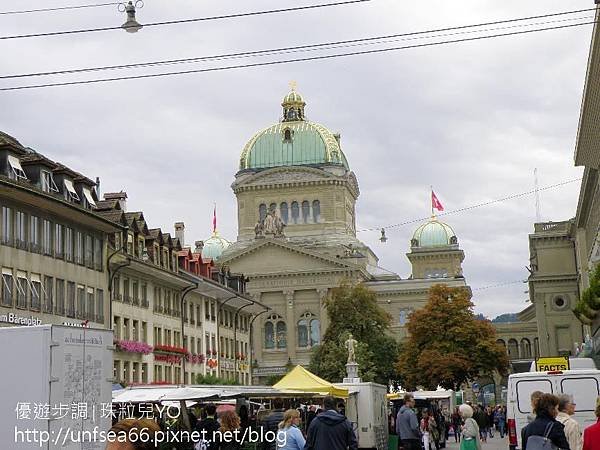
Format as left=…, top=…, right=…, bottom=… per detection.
left=395, top=392, right=600, bottom=450
left=104, top=396, right=358, bottom=450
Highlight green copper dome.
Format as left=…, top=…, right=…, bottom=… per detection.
left=239, top=88, right=349, bottom=171
left=412, top=217, right=457, bottom=247
left=201, top=231, right=231, bottom=260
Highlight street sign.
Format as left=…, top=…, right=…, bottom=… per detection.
left=535, top=356, right=570, bottom=372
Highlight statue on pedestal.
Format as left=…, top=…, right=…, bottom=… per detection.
left=345, top=334, right=357, bottom=364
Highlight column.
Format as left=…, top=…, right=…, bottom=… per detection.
left=284, top=290, right=296, bottom=362
left=317, top=288, right=329, bottom=336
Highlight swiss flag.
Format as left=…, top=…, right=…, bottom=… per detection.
left=431, top=191, right=444, bottom=212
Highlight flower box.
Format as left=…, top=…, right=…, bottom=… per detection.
left=154, top=353, right=182, bottom=364
left=186, top=353, right=205, bottom=365
left=115, top=340, right=153, bottom=355
left=153, top=345, right=189, bottom=355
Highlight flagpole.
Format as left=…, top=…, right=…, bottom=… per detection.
left=430, top=185, right=434, bottom=217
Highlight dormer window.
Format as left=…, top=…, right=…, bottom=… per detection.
left=7, top=155, right=27, bottom=181
left=63, top=179, right=79, bottom=202
left=82, top=187, right=97, bottom=209
left=41, top=170, right=59, bottom=193
left=283, top=128, right=293, bottom=142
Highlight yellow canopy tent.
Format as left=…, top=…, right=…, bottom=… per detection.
left=273, top=365, right=349, bottom=398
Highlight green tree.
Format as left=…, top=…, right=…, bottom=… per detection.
left=396, top=284, right=508, bottom=390
left=309, top=282, right=399, bottom=385
left=195, top=374, right=240, bottom=385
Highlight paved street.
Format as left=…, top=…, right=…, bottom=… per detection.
left=446, top=436, right=508, bottom=450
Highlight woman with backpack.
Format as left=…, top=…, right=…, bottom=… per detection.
left=522, top=393, right=571, bottom=450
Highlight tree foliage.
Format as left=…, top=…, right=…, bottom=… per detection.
left=309, top=282, right=399, bottom=385
left=396, top=284, right=508, bottom=390
left=195, top=374, right=240, bottom=385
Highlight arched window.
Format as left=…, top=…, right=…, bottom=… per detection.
left=291, top=202, right=299, bottom=224
left=496, top=339, right=506, bottom=349
left=264, top=322, right=274, bottom=349
left=269, top=203, right=277, bottom=215
left=283, top=129, right=292, bottom=142
left=310, top=319, right=320, bottom=345
left=276, top=321, right=287, bottom=349
left=280, top=203, right=289, bottom=224
left=312, top=200, right=320, bottom=223
left=508, top=339, right=519, bottom=360
left=302, top=201, right=310, bottom=223
left=521, top=338, right=532, bottom=359
left=259, top=204, right=267, bottom=222
left=298, top=319, right=309, bottom=348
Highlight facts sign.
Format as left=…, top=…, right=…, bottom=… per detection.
left=535, top=356, right=570, bottom=372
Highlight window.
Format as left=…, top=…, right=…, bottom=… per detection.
left=85, top=234, right=93, bottom=267
left=276, top=321, right=287, bottom=349
left=516, top=380, right=552, bottom=414
left=521, top=339, right=532, bottom=359
left=16, top=274, right=27, bottom=308
left=55, top=279, right=65, bottom=315
left=42, top=220, right=52, bottom=255
left=75, top=231, right=83, bottom=264
left=297, top=313, right=320, bottom=347
left=291, top=202, right=299, bottom=224
left=302, top=201, right=310, bottom=223
left=312, top=200, right=321, bottom=223
left=63, top=179, right=79, bottom=202
left=561, top=378, right=600, bottom=412
left=283, top=128, right=292, bottom=141
left=30, top=216, right=40, bottom=251
left=141, top=283, right=147, bottom=307
left=76, top=285, right=85, bottom=318
left=64, top=227, right=73, bottom=261
left=30, top=274, right=41, bottom=310
left=280, top=202, right=288, bottom=224
left=15, top=211, right=26, bottom=248
left=298, top=319, right=309, bottom=348
left=1, top=269, right=13, bottom=306
left=43, top=276, right=53, bottom=313
left=2, top=206, right=12, bottom=244
left=132, top=281, right=139, bottom=305
left=67, top=282, right=75, bottom=317
left=310, top=319, right=320, bottom=345
left=82, top=187, right=96, bottom=209
left=41, top=170, right=58, bottom=193
left=96, top=289, right=104, bottom=323
left=123, top=278, right=130, bottom=302
left=8, top=155, right=27, bottom=180
left=127, top=233, right=134, bottom=255
left=259, top=204, right=267, bottom=222
left=54, top=224, right=63, bottom=257
left=87, top=288, right=94, bottom=321
left=123, top=318, right=130, bottom=340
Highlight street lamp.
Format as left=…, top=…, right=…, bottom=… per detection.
left=119, top=1, right=144, bottom=33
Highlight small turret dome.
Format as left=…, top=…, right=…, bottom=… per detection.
left=412, top=217, right=457, bottom=248
left=201, top=231, right=231, bottom=260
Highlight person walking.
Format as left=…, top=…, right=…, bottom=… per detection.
left=496, top=406, right=506, bottom=439
left=277, top=409, right=306, bottom=450
left=395, top=393, right=422, bottom=450
left=521, top=393, right=570, bottom=450
left=451, top=408, right=463, bottom=443
left=304, top=395, right=357, bottom=450
left=556, top=395, right=582, bottom=450
left=421, top=410, right=433, bottom=450
left=459, top=404, right=482, bottom=450
left=261, top=399, right=287, bottom=450
left=214, top=410, right=242, bottom=450
left=582, top=398, right=600, bottom=450
left=473, top=405, right=487, bottom=443
left=486, top=407, right=494, bottom=438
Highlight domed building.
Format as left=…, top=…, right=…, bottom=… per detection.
left=218, top=86, right=470, bottom=382
left=201, top=231, right=231, bottom=261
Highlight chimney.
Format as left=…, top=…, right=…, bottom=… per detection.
left=174, top=222, right=185, bottom=247
left=103, top=191, right=128, bottom=212
left=95, top=177, right=101, bottom=198
left=194, top=240, right=204, bottom=254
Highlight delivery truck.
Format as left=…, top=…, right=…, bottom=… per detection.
left=0, top=325, right=113, bottom=449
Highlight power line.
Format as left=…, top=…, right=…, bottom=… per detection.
left=1, top=12, right=592, bottom=80
left=0, top=20, right=595, bottom=92
left=473, top=280, right=526, bottom=291
left=0, top=0, right=372, bottom=40
left=0, top=2, right=119, bottom=15
left=359, top=178, right=582, bottom=232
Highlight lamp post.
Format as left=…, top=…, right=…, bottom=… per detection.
left=248, top=308, right=270, bottom=383
left=180, top=283, right=198, bottom=385
left=119, top=1, right=144, bottom=33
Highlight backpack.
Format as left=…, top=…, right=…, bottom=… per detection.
left=526, top=422, right=559, bottom=450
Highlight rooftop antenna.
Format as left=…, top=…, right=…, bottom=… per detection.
left=534, top=168, right=541, bottom=223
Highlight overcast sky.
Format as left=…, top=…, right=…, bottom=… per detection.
left=0, top=0, right=592, bottom=318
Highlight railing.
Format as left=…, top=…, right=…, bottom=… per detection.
left=114, top=294, right=122, bottom=302
left=534, top=221, right=571, bottom=233
left=15, top=239, right=28, bottom=250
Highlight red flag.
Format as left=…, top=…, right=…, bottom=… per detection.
left=212, top=204, right=217, bottom=233
left=431, top=191, right=444, bottom=212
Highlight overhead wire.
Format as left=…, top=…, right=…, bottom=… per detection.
left=0, top=19, right=596, bottom=91
left=0, top=0, right=372, bottom=40
left=0, top=12, right=593, bottom=80
left=0, top=2, right=119, bottom=15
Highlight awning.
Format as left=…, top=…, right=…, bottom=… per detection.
left=83, top=187, right=96, bottom=207
left=63, top=179, right=79, bottom=200
left=273, top=365, right=349, bottom=398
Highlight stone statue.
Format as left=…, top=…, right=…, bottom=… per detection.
left=345, top=334, right=357, bottom=364
left=263, top=210, right=277, bottom=235
left=254, top=220, right=264, bottom=238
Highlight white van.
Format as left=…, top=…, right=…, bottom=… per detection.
left=507, top=364, right=600, bottom=450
